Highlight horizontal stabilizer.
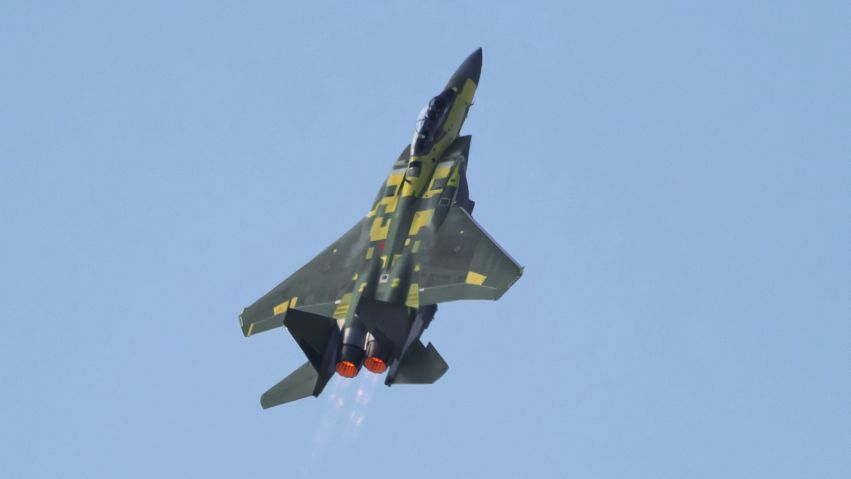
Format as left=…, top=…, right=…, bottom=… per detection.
left=260, top=362, right=319, bottom=409
left=392, top=341, right=448, bottom=385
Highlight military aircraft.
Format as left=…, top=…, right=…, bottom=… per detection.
left=239, top=48, right=523, bottom=408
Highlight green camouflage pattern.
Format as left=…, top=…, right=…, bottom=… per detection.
left=238, top=49, right=522, bottom=408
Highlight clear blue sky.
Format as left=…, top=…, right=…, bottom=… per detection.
left=1, top=2, right=848, bottom=478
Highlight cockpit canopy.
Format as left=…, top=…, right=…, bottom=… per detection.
left=411, top=90, right=456, bottom=156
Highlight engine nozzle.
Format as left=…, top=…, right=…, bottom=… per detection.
left=363, top=336, right=389, bottom=374
left=336, top=328, right=367, bottom=378
left=335, top=360, right=358, bottom=378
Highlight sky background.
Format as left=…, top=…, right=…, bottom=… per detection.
left=1, top=1, right=848, bottom=478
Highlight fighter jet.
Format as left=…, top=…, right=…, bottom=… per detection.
left=239, top=48, right=523, bottom=408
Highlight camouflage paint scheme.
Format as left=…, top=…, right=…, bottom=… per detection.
left=239, top=49, right=523, bottom=408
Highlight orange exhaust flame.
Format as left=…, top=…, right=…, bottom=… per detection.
left=335, top=361, right=358, bottom=378
left=363, top=357, right=387, bottom=374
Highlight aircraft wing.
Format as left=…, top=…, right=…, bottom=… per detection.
left=239, top=218, right=370, bottom=337
left=417, top=205, right=522, bottom=305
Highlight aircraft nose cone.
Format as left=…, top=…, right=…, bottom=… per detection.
left=445, top=47, right=482, bottom=91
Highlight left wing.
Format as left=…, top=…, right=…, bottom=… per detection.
left=239, top=218, right=369, bottom=337
left=417, top=205, right=523, bottom=305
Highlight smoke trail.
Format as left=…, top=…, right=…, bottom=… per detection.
left=299, top=377, right=347, bottom=478
left=298, top=373, right=380, bottom=478
left=346, top=373, right=378, bottom=432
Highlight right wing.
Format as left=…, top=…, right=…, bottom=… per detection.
left=417, top=205, right=523, bottom=305
left=239, top=218, right=370, bottom=337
